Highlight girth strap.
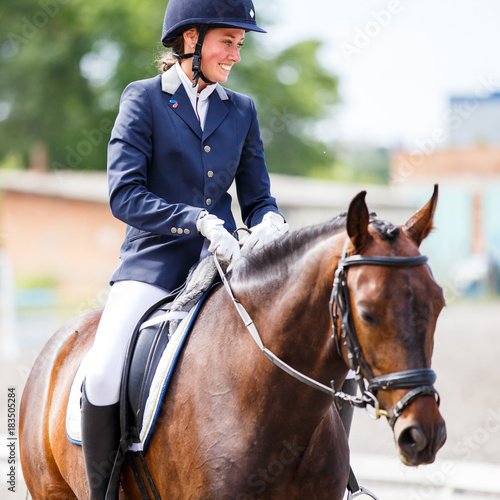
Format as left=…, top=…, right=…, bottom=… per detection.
left=128, top=451, right=161, bottom=500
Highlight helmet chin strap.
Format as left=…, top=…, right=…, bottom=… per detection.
left=173, top=25, right=214, bottom=88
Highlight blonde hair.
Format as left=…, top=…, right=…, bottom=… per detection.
left=157, top=34, right=185, bottom=73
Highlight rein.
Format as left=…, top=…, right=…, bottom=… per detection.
left=214, top=257, right=381, bottom=415
left=214, top=239, right=440, bottom=429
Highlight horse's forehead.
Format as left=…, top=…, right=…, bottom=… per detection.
left=350, top=256, right=444, bottom=316
left=366, top=224, right=415, bottom=252
left=352, top=233, right=441, bottom=300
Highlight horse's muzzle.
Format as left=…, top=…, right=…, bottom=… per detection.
left=394, top=412, right=447, bottom=466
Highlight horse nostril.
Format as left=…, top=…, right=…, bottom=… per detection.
left=398, top=425, right=427, bottom=455
left=435, top=421, right=447, bottom=451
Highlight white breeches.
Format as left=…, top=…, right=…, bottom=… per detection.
left=85, top=280, right=170, bottom=406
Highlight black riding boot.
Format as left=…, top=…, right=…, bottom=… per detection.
left=81, top=382, right=120, bottom=500
left=339, top=378, right=358, bottom=438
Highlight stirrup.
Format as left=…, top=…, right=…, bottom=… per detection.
left=348, top=485, right=380, bottom=499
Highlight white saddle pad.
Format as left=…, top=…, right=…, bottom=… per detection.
left=66, top=306, right=197, bottom=450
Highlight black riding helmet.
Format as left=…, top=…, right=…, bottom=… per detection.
left=161, top=0, right=266, bottom=87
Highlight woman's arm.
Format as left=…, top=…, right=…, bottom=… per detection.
left=107, top=81, right=202, bottom=237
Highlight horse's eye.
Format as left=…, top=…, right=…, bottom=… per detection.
left=360, top=311, right=379, bottom=326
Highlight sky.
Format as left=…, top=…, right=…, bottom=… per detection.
left=263, top=0, right=500, bottom=150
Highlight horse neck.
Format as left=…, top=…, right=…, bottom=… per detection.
left=232, top=233, right=349, bottom=420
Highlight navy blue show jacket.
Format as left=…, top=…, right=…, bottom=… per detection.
left=107, top=65, right=281, bottom=291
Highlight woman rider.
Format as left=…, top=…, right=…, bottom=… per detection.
left=80, top=0, right=289, bottom=497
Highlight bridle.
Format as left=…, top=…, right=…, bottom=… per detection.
left=214, top=237, right=440, bottom=430
left=330, top=239, right=440, bottom=428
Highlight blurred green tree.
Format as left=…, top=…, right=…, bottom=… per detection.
left=227, top=39, right=339, bottom=175
left=0, top=0, right=339, bottom=176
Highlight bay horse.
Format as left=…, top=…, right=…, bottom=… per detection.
left=20, top=187, right=446, bottom=499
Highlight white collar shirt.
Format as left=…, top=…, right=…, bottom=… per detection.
left=175, top=62, right=217, bottom=131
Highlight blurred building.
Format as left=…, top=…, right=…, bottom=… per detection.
left=0, top=169, right=417, bottom=304
left=390, top=92, right=500, bottom=295
left=448, top=92, right=500, bottom=147
left=0, top=171, right=125, bottom=305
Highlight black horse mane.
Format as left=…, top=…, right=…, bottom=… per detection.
left=232, top=212, right=400, bottom=284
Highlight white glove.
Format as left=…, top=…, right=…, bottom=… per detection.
left=196, top=212, right=241, bottom=263
left=241, top=212, right=289, bottom=253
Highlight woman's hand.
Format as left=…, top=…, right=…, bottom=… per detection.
left=197, top=213, right=241, bottom=263
left=241, top=212, right=289, bottom=253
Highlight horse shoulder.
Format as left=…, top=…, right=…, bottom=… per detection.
left=293, top=408, right=350, bottom=499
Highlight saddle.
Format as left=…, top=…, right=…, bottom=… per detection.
left=108, top=256, right=223, bottom=498
left=123, top=294, right=189, bottom=449
left=122, top=256, right=222, bottom=448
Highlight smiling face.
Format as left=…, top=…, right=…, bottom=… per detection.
left=181, top=27, right=245, bottom=89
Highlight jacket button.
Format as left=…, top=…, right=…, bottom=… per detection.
left=207, top=170, right=214, bottom=178
left=184, top=228, right=191, bottom=235
left=171, top=227, right=177, bottom=234
left=204, top=145, right=211, bottom=153
left=206, top=198, right=212, bottom=206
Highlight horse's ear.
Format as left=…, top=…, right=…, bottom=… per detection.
left=404, top=184, right=438, bottom=246
left=347, top=191, right=370, bottom=251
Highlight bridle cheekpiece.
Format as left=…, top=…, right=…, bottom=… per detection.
left=330, top=239, right=440, bottom=428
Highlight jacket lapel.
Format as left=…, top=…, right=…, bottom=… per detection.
left=161, top=68, right=202, bottom=139
left=203, top=86, right=229, bottom=141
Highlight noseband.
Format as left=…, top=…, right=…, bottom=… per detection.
left=330, top=240, right=440, bottom=428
